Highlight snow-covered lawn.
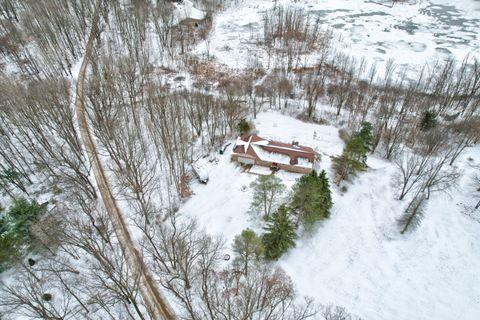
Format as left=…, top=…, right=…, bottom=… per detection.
left=180, top=111, right=480, bottom=320
left=195, top=0, right=480, bottom=75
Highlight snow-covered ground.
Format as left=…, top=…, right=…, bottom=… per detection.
left=180, top=111, right=480, bottom=320
left=194, top=0, right=480, bottom=76
left=173, top=0, right=205, bottom=23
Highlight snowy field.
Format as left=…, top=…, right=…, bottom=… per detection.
left=180, top=112, right=480, bottom=320
left=195, top=0, right=480, bottom=75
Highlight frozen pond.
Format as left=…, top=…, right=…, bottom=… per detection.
left=199, top=0, right=480, bottom=76
left=307, top=0, right=480, bottom=72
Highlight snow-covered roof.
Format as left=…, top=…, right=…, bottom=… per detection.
left=233, top=134, right=316, bottom=169
left=251, top=144, right=291, bottom=166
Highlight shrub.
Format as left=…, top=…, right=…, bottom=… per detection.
left=237, top=118, right=251, bottom=135
left=42, top=293, right=52, bottom=301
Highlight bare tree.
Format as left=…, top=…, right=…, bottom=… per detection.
left=0, top=262, right=79, bottom=320
left=395, top=126, right=460, bottom=201
left=320, top=304, right=360, bottom=320
left=395, top=152, right=430, bottom=201
left=447, top=117, right=480, bottom=165
left=140, top=214, right=318, bottom=319
left=0, top=75, right=96, bottom=200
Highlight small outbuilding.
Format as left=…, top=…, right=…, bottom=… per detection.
left=231, top=134, right=317, bottom=174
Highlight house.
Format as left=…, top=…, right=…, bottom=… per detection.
left=231, top=134, right=317, bottom=174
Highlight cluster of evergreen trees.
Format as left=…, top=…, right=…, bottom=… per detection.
left=332, top=122, right=374, bottom=184
left=0, top=198, right=46, bottom=271
left=243, top=170, right=332, bottom=262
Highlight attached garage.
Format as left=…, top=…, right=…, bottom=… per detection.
left=237, top=156, right=255, bottom=165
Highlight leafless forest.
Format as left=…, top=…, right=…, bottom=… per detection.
left=0, top=0, right=479, bottom=319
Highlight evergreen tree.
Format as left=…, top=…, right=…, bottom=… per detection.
left=0, top=232, right=19, bottom=271
left=1, top=169, right=27, bottom=193
left=0, top=215, right=6, bottom=235
left=8, top=198, right=44, bottom=239
left=262, top=204, right=296, bottom=260
left=232, top=229, right=264, bottom=275
left=237, top=118, right=251, bottom=135
left=345, top=135, right=366, bottom=165
left=356, top=122, right=374, bottom=154
left=0, top=198, right=44, bottom=271
left=290, top=170, right=333, bottom=228
left=420, top=110, right=437, bottom=131
left=333, top=123, right=373, bottom=184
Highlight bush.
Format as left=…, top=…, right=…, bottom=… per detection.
left=42, top=293, right=52, bottom=301
left=290, top=170, right=332, bottom=229
left=237, top=118, right=251, bottom=135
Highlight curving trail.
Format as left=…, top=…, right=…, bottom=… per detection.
left=75, top=1, right=176, bottom=319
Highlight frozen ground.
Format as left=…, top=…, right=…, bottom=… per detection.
left=195, top=0, right=480, bottom=76
left=180, top=111, right=480, bottom=320
left=173, top=0, right=205, bottom=23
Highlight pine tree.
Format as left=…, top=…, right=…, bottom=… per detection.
left=237, top=118, right=251, bottom=135
left=0, top=198, right=44, bottom=271
left=290, top=170, right=333, bottom=228
left=420, top=110, right=437, bottom=131
left=333, top=123, right=373, bottom=184
left=8, top=198, right=44, bottom=239
left=349, top=122, right=373, bottom=166
left=356, top=122, right=373, bottom=154
left=262, top=204, right=296, bottom=260
left=345, top=135, right=366, bottom=165
left=232, top=229, right=264, bottom=275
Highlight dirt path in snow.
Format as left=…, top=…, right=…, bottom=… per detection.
left=75, top=1, right=176, bottom=319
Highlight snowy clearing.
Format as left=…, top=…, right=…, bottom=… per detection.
left=180, top=111, right=480, bottom=320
